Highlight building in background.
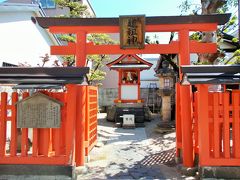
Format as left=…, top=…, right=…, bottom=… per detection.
left=0, top=3, right=61, bottom=67
left=5, top=0, right=95, bottom=17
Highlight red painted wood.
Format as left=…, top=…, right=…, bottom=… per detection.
left=198, top=85, right=210, bottom=166
left=213, top=93, right=220, bottom=158
left=21, top=92, right=29, bottom=157
left=75, top=85, right=86, bottom=166
left=85, top=86, right=90, bottom=156
left=137, top=70, right=141, bottom=100
left=32, top=128, right=38, bottom=157
left=49, top=23, right=217, bottom=33
left=175, top=83, right=182, bottom=157
left=43, top=129, right=50, bottom=156
left=179, top=29, right=194, bottom=167
left=119, top=70, right=122, bottom=100
left=193, top=92, right=199, bottom=154
left=66, top=84, right=77, bottom=165
left=51, top=41, right=216, bottom=55
left=200, top=158, right=240, bottom=166
left=10, top=92, right=18, bottom=156
left=223, top=92, right=230, bottom=158
left=232, top=91, right=240, bottom=158
left=0, top=156, right=66, bottom=165
left=0, top=92, right=7, bottom=157
left=76, top=31, right=87, bottom=67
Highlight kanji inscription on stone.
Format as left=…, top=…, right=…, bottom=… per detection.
left=120, top=15, right=145, bottom=49
left=17, top=92, right=63, bottom=128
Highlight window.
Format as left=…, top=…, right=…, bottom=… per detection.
left=39, top=0, right=56, bottom=9
left=164, top=78, right=170, bottom=88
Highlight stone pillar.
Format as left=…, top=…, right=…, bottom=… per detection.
left=161, top=95, right=171, bottom=121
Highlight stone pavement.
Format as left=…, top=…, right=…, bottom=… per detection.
left=75, top=113, right=189, bottom=180
left=0, top=175, right=71, bottom=180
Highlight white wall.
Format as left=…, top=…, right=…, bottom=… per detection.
left=0, top=11, right=59, bottom=67
left=121, top=85, right=138, bottom=100
left=101, top=54, right=120, bottom=88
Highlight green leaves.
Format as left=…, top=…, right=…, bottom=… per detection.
left=58, top=34, right=75, bottom=42
left=55, top=0, right=88, bottom=17
left=232, top=37, right=239, bottom=43
left=54, top=0, right=114, bottom=85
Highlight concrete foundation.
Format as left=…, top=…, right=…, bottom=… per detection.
left=200, top=166, right=240, bottom=179
left=0, top=165, right=72, bottom=177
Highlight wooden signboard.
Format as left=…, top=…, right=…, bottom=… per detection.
left=17, top=92, right=63, bottom=128
left=120, top=15, right=145, bottom=49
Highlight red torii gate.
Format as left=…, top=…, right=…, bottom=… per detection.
left=36, top=14, right=230, bottom=167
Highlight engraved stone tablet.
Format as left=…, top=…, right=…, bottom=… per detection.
left=16, top=92, right=63, bottom=128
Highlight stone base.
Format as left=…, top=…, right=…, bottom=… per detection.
left=106, top=105, right=116, bottom=122
left=177, top=164, right=198, bottom=177
left=200, top=166, right=240, bottom=179
left=85, top=155, right=90, bottom=163
left=0, top=165, right=72, bottom=177
left=115, top=102, right=144, bottom=108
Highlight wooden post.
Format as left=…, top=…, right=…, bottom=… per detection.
left=213, top=93, right=220, bottom=158
left=223, top=92, right=230, bottom=158
left=137, top=70, right=141, bottom=100
left=0, top=92, right=7, bottom=157
left=76, top=31, right=87, bottom=67
left=118, top=70, right=122, bottom=101
left=10, top=92, right=18, bottom=156
left=85, top=86, right=90, bottom=156
left=179, top=29, right=194, bottom=167
left=21, top=92, right=29, bottom=156
left=197, top=85, right=210, bottom=166
left=232, top=91, right=240, bottom=158
left=66, top=84, right=77, bottom=165
left=175, top=83, right=182, bottom=157
left=75, top=85, right=86, bottom=166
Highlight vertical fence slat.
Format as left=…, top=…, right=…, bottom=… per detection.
left=38, top=129, right=50, bottom=156
left=52, top=93, right=63, bottom=156
left=175, top=83, right=182, bottom=157
left=21, top=92, right=29, bottom=156
left=53, top=128, right=61, bottom=156
left=213, top=93, right=220, bottom=158
left=75, top=85, right=86, bottom=166
left=95, top=88, right=98, bottom=145
left=232, top=91, right=240, bottom=158
left=0, top=92, right=7, bottom=157
left=193, top=92, right=199, bottom=154
left=85, top=86, right=90, bottom=156
left=60, top=97, right=66, bottom=155
left=223, top=92, right=230, bottom=158
left=32, top=128, right=38, bottom=156
left=10, top=92, right=18, bottom=156
left=198, top=85, right=210, bottom=165
left=66, top=84, right=77, bottom=165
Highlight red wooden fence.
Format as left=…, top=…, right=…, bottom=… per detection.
left=0, top=85, right=98, bottom=166
left=85, top=86, right=98, bottom=157
left=176, top=84, right=240, bottom=167
left=198, top=85, right=240, bottom=166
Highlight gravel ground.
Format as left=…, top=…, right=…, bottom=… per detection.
left=75, top=113, right=189, bottom=180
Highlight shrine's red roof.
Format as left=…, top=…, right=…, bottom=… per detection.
left=107, top=54, right=152, bottom=70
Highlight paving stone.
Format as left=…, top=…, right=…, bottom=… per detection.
left=75, top=114, right=182, bottom=180
left=139, top=176, right=155, bottom=180
left=130, top=172, right=145, bottom=179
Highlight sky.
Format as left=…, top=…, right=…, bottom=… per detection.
left=88, top=0, right=199, bottom=45
left=88, top=0, right=196, bottom=17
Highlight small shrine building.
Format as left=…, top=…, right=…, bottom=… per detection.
left=107, top=54, right=152, bottom=104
